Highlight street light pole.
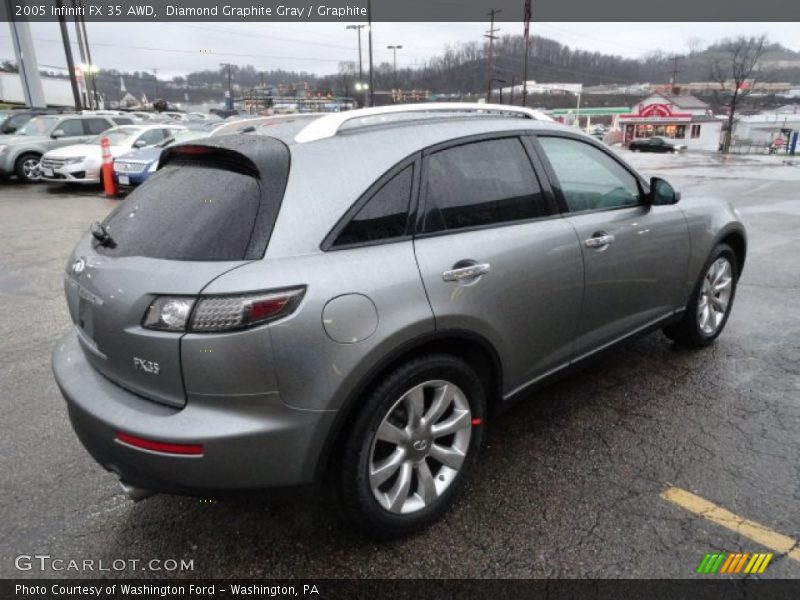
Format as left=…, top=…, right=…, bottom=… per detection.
left=367, top=0, right=374, bottom=107
left=55, top=0, right=82, bottom=111
left=387, top=44, right=403, bottom=90
left=77, top=0, right=99, bottom=107
left=71, top=2, right=89, bottom=109
left=346, top=25, right=366, bottom=107
left=152, top=68, right=159, bottom=99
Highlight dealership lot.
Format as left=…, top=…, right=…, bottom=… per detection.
left=0, top=151, right=798, bottom=578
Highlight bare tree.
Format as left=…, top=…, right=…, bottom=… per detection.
left=687, top=37, right=705, bottom=58
left=710, top=35, right=769, bottom=153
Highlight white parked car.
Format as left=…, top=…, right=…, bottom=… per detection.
left=39, top=124, right=183, bottom=184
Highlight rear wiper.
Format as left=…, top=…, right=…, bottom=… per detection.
left=90, top=221, right=116, bottom=248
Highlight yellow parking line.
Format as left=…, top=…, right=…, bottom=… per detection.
left=661, top=487, right=800, bottom=563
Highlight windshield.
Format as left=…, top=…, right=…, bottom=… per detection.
left=158, top=130, right=207, bottom=147
left=89, top=126, right=139, bottom=145
left=18, top=116, right=59, bottom=136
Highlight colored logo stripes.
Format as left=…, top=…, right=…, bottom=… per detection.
left=696, top=552, right=773, bottom=574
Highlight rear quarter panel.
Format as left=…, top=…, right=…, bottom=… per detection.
left=198, top=244, right=435, bottom=412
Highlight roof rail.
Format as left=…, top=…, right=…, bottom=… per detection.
left=294, top=102, right=553, bottom=143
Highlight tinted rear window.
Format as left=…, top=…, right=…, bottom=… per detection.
left=333, top=165, right=413, bottom=247
left=100, top=165, right=260, bottom=261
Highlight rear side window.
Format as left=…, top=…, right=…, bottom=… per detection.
left=57, top=119, right=84, bottom=137
left=332, top=165, right=413, bottom=247
left=100, top=165, right=260, bottom=261
left=112, top=117, right=134, bottom=125
left=84, top=118, right=112, bottom=135
left=422, top=138, right=547, bottom=234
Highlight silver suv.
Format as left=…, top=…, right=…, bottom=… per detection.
left=0, top=114, right=126, bottom=182
left=53, top=104, right=746, bottom=538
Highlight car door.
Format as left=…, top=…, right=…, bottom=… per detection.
left=533, top=134, right=689, bottom=359
left=412, top=135, right=584, bottom=397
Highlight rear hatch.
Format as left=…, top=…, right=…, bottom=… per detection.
left=63, top=135, right=290, bottom=407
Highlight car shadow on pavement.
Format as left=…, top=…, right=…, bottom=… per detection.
left=91, top=330, right=761, bottom=578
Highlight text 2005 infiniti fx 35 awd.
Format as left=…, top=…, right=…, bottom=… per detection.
left=53, top=104, right=746, bottom=538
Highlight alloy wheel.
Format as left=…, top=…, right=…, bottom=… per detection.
left=368, top=380, right=472, bottom=515
left=697, top=257, right=733, bottom=335
left=22, top=158, right=40, bottom=181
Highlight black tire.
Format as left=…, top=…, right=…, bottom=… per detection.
left=664, top=243, right=739, bottom=347
left=14, top=153, right=42, bottom=183
left=339, top=354, right=486, bottom=539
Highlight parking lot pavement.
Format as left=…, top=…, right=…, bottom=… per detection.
left=1, top=155, right=798, bottom=579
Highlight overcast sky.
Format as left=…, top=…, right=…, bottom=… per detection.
left=1, top=22, right=797, bottom=79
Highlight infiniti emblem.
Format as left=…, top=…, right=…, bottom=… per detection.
left=72, top=258, right=86, bottom=275
left=412, top=440, right=428, bottom=452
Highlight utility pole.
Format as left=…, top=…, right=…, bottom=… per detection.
left=55, top=0, right=82, bottom=111
left=485, top=8, right=501, bottom=102
left=522, top=0, right=532, bottom=107
left=367, top=0, right=374, bottom=107
left=346, top=24, right=366, bottom=106
left=152, top=68, right=159, bottom=99
left=669, top=55, right=684, bottom=94
left=220, top=63, right=235, bottom=110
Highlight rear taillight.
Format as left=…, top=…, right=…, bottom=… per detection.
left=142, top=288, right=304, bottom=333
left=190, top=289, right=304, bottom=332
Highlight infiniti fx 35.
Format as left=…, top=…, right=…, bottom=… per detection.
left=53, top=104, right=746, bottom=538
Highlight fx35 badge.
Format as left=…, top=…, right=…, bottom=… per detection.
left=133, top=357, right=160, bottom=375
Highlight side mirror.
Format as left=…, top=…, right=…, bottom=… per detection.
left=649, top=177, right=681, bottom=205
left=133, top=139, right=147, bottom=148
left=51, top=129, right=65, bottom=139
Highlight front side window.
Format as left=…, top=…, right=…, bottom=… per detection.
left=538, top=136, right=641, bottom=212
left=332, top=165, right=413, bottom=247
left=422, top=137, right=546, bottom=234
left=19, top=116, right=59, bottom=136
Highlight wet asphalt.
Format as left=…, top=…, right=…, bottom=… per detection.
left=0, top=151, right=798, bottom=579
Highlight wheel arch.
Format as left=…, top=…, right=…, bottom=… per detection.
left=717, top=226, right=747, bottom=276
left=313, top=329, right=503, bottom=484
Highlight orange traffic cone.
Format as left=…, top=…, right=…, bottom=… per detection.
left=101, top=137, right=118, bottom=198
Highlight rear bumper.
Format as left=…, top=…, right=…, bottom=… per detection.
left=52, top=329, right=337, bottom=494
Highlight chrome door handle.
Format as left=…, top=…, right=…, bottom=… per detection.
left=442, top=263, right=490, bottom=282
left=585, top=234, right=615, bottom=249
